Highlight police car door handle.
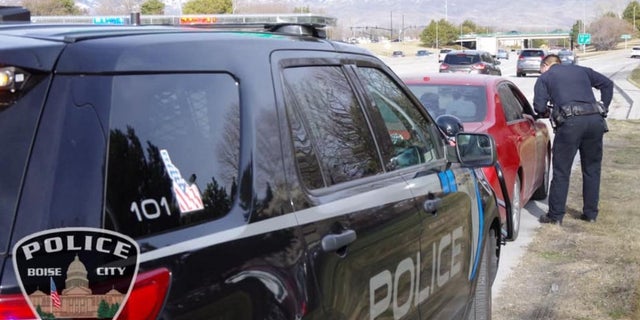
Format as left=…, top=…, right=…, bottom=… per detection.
left=423, top=198, right=443, bottom=215
left=321, top=230, right=357, bottom=252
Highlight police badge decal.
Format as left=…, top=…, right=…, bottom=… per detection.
left=12, top=228, right=140, bottom=320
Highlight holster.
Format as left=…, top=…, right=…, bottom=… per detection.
left=550, top=108, right=565, bottom=130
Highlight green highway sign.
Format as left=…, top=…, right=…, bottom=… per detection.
left=621, top=34, right=632, bottom=40
left=578, top=33, right=591, bottom=45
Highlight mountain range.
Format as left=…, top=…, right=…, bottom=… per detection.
left=1, top=0, right=632, bottom=32
left=231, top=0, right=630, bottom=32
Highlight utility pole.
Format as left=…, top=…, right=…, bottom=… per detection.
left=436, top=21, right=439, bottom=49
left=401, top=14, right=404, bottom=41
left=582, top=0, right=586, bottom=54
left=445, top=0, right=448, bottom=21
left=390, top=11, right=393, bottom=40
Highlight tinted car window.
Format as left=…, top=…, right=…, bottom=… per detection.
left=444, top=53, right=480, bottom=65
left=283, top=66, right=382, bottom=188
left=0, top=75, right=48, bottom=251
left=498, top=84, right=524, bottom=122
left=357, top=67, right=438, bottom=169
left=105, top=74, right=240, bottom=238
left=520, top=50, right=545, bottom=57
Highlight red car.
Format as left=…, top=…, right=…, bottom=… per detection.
left=404, top=74, right=551, bottom=241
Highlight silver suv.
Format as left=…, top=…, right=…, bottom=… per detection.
left=516, top=49, right=547, bottom=77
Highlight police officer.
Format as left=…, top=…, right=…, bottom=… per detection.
left=533, top=53, right=613, bottom=225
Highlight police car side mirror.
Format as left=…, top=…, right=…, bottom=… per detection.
left=454, top=133, right=497, bottom=168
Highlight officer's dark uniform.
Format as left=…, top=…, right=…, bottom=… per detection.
left=533, top=59, right=613, bottom=223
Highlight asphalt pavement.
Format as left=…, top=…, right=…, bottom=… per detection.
left=609, top=63, right=640, bottom=120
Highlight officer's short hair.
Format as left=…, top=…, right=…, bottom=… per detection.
left=541, top=54, right=561, bottom=67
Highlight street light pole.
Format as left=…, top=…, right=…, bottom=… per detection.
left=436, top=21, right=439, bottom=49
left=445, top=0, right=448, bottom=21
left=582, top=0, right=586, bottom=54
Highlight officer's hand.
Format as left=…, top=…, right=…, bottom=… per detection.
left=536, top=110, right=550, bottom=119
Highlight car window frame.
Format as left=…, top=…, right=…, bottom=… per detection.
left=350, top=65, right=445, bottom=171
left=498, top=81, right=526, bottom=122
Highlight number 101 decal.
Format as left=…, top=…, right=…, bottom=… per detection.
left=130, top=197, right=172, bottom=222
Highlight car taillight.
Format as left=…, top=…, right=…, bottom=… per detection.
left=439, top=64, right=449, bottom=70
left=117, top=268, right=171, bottom=320
left=0, top=293, right=36, bottom=319
left=0, top=268, right=170, bottom=320
left=472, top=63, right=486, bottom=70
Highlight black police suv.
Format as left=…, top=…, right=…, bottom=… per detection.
left=0, top=11, right=502, bottom=320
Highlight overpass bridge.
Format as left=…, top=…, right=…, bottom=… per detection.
left=456, top=31, right=572, bottom=50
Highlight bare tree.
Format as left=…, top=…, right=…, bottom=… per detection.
left=94, top=0, right=141, bottom=15
left=588, top=15, right=634, bottom=50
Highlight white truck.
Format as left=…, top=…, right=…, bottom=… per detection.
left=476, top=36, right=498, bottom=57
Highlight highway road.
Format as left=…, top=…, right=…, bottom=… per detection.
left=380, top=47, right=638, bottom=303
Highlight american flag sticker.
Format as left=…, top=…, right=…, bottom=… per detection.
left=160, top=149, right=205, bottom=215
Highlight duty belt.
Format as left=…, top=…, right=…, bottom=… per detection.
left=559, top=103, right=601, bottom=117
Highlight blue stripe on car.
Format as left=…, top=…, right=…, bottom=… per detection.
left=469, top=170, right=484, bottom=280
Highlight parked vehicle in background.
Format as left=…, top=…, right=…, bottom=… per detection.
left=631, top=46, right=640, bottom=58
left=416, top=49, right=431, bottom=56
left=496, top=49, right=509, bottom=60
left=438, top=48, right=453, bottom=62
left=404, top=73, right=551, bottom=241
left=392, top=50, right=405, bottom=57
left=0, top=10, right=503, bottom=320
left=558, top=49, right=577, bottom=65
left=439, top=50, right=502, bottom=76
left=516, top=49, right=547, bottom=77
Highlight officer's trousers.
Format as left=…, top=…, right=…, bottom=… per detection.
left=547, top=114, right=606, bottom=221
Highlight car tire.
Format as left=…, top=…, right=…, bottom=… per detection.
left=531, top=151, right=550, bottom=200
left=509, top=175, right=522, bottom=241
left=466, top=229, right=496, bottom=320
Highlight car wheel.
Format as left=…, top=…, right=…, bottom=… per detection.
left=466, top=229, right=496, bottom=320
left=516, top=72, right=522, bottom=77
left=532, top=151, right=550, bottom=200
left=509, top=175, right=522, bottom=241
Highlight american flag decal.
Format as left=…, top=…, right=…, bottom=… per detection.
left=50, top=277, right=61, bottom=309
left=160, top=149, right=205, bottom=214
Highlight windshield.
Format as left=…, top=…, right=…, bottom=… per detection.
left=0, top=71, right=48, bottom=253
